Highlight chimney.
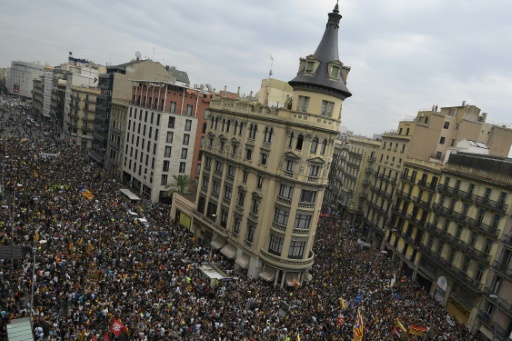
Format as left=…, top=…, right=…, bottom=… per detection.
left=462, top=100, right=466, bottom=106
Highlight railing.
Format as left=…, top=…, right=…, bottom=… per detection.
left=271, top=222, right=287, bottom=232
left=292, top=228, right=310, bottom=235
left=298, top=202, right=315, bottom=209
left=259, top=248, right=315, bottom=269
left=475, top=195, right=508, bottom=213
left=276, top=196, right=291, bottom=206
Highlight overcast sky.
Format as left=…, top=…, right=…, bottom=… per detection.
left=1, top=0, right=512, bottom=136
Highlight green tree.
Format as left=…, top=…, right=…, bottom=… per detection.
left=173, top=175, right=191, bottom=194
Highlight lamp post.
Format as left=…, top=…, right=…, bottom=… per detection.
left=30, top=239, right=47, bottom=322
left=489, top=294, right=510, bottom=340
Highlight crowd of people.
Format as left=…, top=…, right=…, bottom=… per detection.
left=0, top=96, right=477, bottom=340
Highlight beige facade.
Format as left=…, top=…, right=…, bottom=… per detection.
left=106, top=98, right=129, bottom=178
left=69, top=86, right=99, bottom=151
left=257, top=78, right=293, bottom=108
left=179, top=3, right=352, bottom=286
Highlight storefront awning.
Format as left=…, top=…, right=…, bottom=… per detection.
left=259, top=267, right=276, bottom=282
left=235, top=253, right=250, bottom=269
left=285, top=272, right=300, bottom=287
left=220, top=243, right=237, bottom=259
left=210, top=238, right=226, bottom=250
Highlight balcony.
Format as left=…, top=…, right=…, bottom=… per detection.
left=259, top=248, right=315, bottom=270
left=396, top=189, right=411, bottom=200
left=401, top=175, right=415, bottom=184
left=483, top=289, right=512, bottom=318
left=292, top=228, right=310, bottom=236
left=475, top=195, right=508, bottom=214
left=362, top=179, right=371, bottom=186
left=418, top=244, right=483, bottom=293
left=271, top=222, right=287, bottom=233
left=458, top=190, right=474, bottom=202
left=368, top=156, right=376, bottom=162
left=298, top=202, right=315, bottom=210
left=493, top=261, right=512, bottom=281
left=365, top=167, right=372, bottom=174
left=501, top=234, right=512, bottom=250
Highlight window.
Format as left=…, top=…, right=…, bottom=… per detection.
left=246, top=225, right=256, bottom=243
left=297, top=96, right=310, bottom=112
left=274, top=208, right=289, bottom=225
left=245, top=148, right=252, bottom=161
left=288, top=133, right=294, bottom=148
left=485, top=239, right=493, bottom=254
left=309, top=165, right=320, bottom=177
left=263, top=127, right=273, bottom=143
left=231, top=144, right=238, bottom=156
left=162, top=160, right=170, bottom=172
left=305, top=61, right=315, bottom=73
left=435, top=151, right=442, bottom=159
left=470, top=232, right=478, bottom=246
left=181, top=148, right=188, bottom=159
left=205, top=157, right=212, bottom=168
left=169, top=101, right=176, bottom=113
left=269, top=234, right=284, bottom=255
left=439, top=137, right=446, bottom=144
left=279, top=184, right=294, bottom=199
left=310, top=137, right=319, bottom=153
left=161, top=174, right=168, bottom=186
left=243, top=170, right=249, bottom=183
left=286, top=160, right=294, bottom=172
left=295, top=134, right=304, bottom=150
left=320, top=100, right=334, bottom=116
left=185, top=119, right=192, bottom=131
left=476, top=265, right=484, bottom=283
left=260, top=152, right=268, bottom=165
left=220, top=141, right=225, bottom=151
left=186, top=104, right=193, bottom=116
left=443, top=122, right=450, bottom=129
left=224, top=185, right=232, bottom=200
left=228, top=165, right=235, bottom=178
left=320, top=139, right=327, bottom=155
left=294, top=214, right=311, bottom=229
left=220, top=209, right=228, bottom=228
left=166, top=132, right=173, bottom=143
left=233, top=217, right=241, bottom=234
left=257, top=176, right=263, bottom=189
left=164, top=146, right=172, bottom=158
left=248, top=124, right=257, bottom=139
left=251, top=197, right=260, bottom=214
left=215, top=160, right=223, bottom=173
left=168, top=117, right=175, bottom=129
left=330, top=65, right=340, bottom=79
left=300, top=190, right=317, bottom=203
left=179, top=162, right=186, bottom=173
left=212, top=181, right=220, bottom=194
left=288, top=240, right=306, bottom=259
left=237, top=191, right=245, bottom=207
left=202, top=176, right=209, bottom=189
left=183, top=134, right=190, bottom=145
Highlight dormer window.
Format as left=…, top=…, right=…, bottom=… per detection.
left=330, top=65, right=341, bottom=79
left=305, top=61, right=315, bottom=73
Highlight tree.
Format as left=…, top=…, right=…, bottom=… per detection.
left=173, top=175, right=191, bottom=194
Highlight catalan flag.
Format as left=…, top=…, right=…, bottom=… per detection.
left=353, top=307, right=364, bottom=341
left=20, top=137, right=28, bottom=143
left=81, top=188, right=94, bottom=200
left=408, top=325, right=427, bottom=336
left=340, top=296, right=347, bottom=309
left=395, top=318, right=407, bottom=334
left=296, top=332, right=300, bottom=341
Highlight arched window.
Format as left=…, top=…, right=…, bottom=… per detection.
left=296, top=134, right=304, bottom=150
left=288, top=133, right=294, bottom=148
left=310, top=137, right=319, bottom=153
left=239, top=122, right=244, bottom=136
left=264, top=127, right=273, bottom=143
left=320, top=139, right=327, bottom=155
left=214, top=117, right=219, bottom=129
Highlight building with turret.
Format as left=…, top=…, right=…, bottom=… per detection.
left=174, top=3, right=352, bottom=286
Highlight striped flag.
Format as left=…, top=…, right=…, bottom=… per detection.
left=353, top=307, right=364, bottom=341
left=395, top=318, right=407, bottom=334
left=408, top=325, right=427, bottom=336
left=81, top=188, right=94, bottom=200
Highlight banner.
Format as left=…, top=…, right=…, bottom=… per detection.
left=109, top=318, right=126, bottom=336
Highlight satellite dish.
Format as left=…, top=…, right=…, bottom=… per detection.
left=135, top=51, right=141, bottom=60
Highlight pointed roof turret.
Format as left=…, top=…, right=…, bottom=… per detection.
left=289, top=1, right=351, bottom=100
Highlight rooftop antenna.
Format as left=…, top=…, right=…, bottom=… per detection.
left=265, top=54, right=274, bottom=106
left=268, top=54, right=274, bottom=78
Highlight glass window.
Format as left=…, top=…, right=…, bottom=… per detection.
left=183, top=134, right=190, bottom=145
left=310, top=138, right=319, bottom=153
left=309, top=165, right=320, bottom=177
left=279, top=184, right=294, bottom=199
left=185, top=119, right=192, bottom=131
left=288, top=240, right=306, bottom=259
left=330, top=66, right=340, bottom=78
left=269, top=234, right=284, bottom=255
left=274, top=208, right=289, bottom=225
left=297, top=96, right=310, bottom=112
left=181, top=148, right=188, bottom=159
left=294, top=214, right=311, bottom=229
left=300, top=190, right=317, bottom=203
left=246, top=225, right=256, bottom=243
left=179, top=162, right=186, bottom=173
left=161, top=174, right=168, bottom=186
left=162, top=160, right=170, bottom=172
left=167, top=117, right=175, bottom=129
left=224, top=185, right=232, bottom=200
left=166, top=132, right=173, bottom=144
left=164, top=146, right=172, bottom=158
left=320, top=100, right=334, bottom=116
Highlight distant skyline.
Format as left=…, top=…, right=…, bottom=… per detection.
left=1, top=0, right=512, bottom=136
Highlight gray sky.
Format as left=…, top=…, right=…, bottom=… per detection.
left=1, top=0, right=512, bottom=136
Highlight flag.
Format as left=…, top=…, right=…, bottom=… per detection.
left=340, top=296, right=347, bottom=309
left=353, top=307, right=364, bottom=341
left=109, top=318, right=126, bottom=336
left=33, top=170, right=38, bottom=178
left=395, top=318, right=407, bottom=334
left=408, top=325, right=427, bottom=336
left=296, top=332, right=300, bottom=341
left=337, top=316, right=345, bottom=327
left=392, top=326, right=401, bottom=339
left=20, top=137, right=28, bottom=143
left=81, top=188, right=94, bottom=200
left=293, top=277, right=299, bottom=288
left=103, top=331, right=110, bottom=341
left=34, top=231, right=40, bottom=242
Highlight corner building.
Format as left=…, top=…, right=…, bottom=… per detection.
left=193, top=3, right=351, bottom=286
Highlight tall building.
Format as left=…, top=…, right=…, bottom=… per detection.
left=192, top=3, right=352, bottom=286
left=117, top=80, right=210, bottom=202
left=89, top=59, right=184, bottom=168
left=6, top=61, right=45, bottom=98
left=68, top=86, right=100, bottom=151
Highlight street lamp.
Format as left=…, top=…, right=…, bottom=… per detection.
left=30, top=239, right=47, bottom=322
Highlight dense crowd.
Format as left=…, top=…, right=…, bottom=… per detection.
left=0, top=97, right=476, bottom=340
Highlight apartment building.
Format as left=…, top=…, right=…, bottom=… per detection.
left=6, top=61, right=45, bottom=98
left=189, top=3, right=352, bottom=286
left=68, top=86, right=100, bottom=151
left=118, top=80, right=210, bottom=202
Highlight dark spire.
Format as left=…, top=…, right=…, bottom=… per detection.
left=288, top=2, right=351, bottom=100
left=314, top=2, right=342, bottom=62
